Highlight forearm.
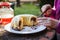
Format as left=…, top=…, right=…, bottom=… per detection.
left=56, top=22, right=60, bottom=28
left=49, top=18, right=59, bottom=29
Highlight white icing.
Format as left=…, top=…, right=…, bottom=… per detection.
left=1, top=14, right=13, bottom=18
left=11, top=15, right=22, bottom=27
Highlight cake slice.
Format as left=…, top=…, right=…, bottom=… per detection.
left=19, top=14, right=38, bottom=26
left=11, top=15, right=23, bottom=30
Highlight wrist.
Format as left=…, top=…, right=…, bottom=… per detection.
left=56, top=21, right=60, bottom=28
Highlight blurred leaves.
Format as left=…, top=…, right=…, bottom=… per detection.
left=15, top=4, right=41, bottom=16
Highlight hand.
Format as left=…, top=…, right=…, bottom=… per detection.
left=37, top=17, right=59, bottom=29
left=37, top=17, right=51, bottom=26
left=49, top=18, right=59, bottom=28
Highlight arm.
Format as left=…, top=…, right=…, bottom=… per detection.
left=37, top=17, right=59, bottom=28
left=55, top=21, right=60, bottom=33
left=56, top=20, right=60, bottom=27
left=54, top=0, right=58, bottom=9
left=49, top=18, right=59, bottom=29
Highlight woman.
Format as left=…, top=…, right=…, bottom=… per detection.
left=53, top=0, right=60, bottom=33
left=54, top=0, right=60, bottom=20
left=38, top=0, right=60, bottom=40
left=39, top=0, right=60, bottom=33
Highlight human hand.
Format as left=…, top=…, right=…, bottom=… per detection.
left=37, top=17, right=51, bottom=26
left=37, top=17, right=59, bottom=29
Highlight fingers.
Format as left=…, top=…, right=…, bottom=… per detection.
left=37, top=17, right=51, bottom=26
left=50, top=19, right=59, bottom=28
left=37, top=17, right=59, bottom=29
left=50, top=18, right=59, bottom=23
left=37, top=17, right=48, bottom=20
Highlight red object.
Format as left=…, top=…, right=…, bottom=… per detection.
left=2, top=2, right=10, bottom=8
left=0, top=19, right=2, bottom=24
left=0, top=2, right=2, bottom=8
left=1, top=17, right=13, bottom=25
left=0, top=2, right=12, bottom=25
left=0, top=2, right=10, bottom=8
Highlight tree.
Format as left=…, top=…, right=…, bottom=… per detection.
left=0, top=0, right=3, bottom=2
left=0, top=0, right=9, bottom=2
left=37, top=0, right=40, bottom=3
left=16, top=0, right=21, bottom=7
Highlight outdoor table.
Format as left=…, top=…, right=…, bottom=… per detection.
left=0, top=27, right=56, bottom=40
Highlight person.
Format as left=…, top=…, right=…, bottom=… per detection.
left=54, top=0, right=60, bottom=20
left=52, top=0, right=60, bottom=33
left=41, top=4, right=56, bottom=19
left=38, top=0, right=60, bottom=40
left=38, top=0, right=60, bottom=34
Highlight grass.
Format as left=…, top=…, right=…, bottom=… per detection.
left=15, top=4, right=41, bottom=16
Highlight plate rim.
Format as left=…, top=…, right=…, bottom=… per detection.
left=4, top=23, right=46, bottom=34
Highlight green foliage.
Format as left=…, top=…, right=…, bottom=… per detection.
left=15, top=4, right=41, bottom=16
left=0, top=0, right=9, bottom=2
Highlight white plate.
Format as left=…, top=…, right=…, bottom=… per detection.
left=4, top=23, right=46, bottom=34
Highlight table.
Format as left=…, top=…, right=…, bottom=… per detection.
left=0, top=27, right=56, bottom=40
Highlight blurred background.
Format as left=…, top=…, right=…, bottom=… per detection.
left=0, top=0, right=54, bottom=16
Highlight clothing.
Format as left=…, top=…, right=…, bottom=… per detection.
left=54, top=0, right=60, bottom=33
left=57, top=33, right=60, bottom=40
left=54, top=0, right=60, bottom=20
left=56, top=23, right=60, bottom=33
left=54, top=0, right=60, bottom=9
